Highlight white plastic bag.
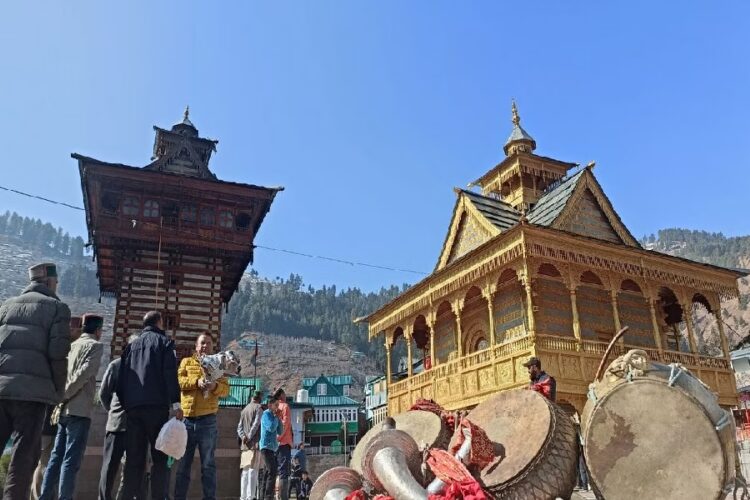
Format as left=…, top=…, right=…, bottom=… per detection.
left=155, top=417, right=188, bottom=460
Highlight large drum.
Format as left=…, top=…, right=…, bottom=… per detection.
left=582, top=349, right=735, bottom=500
left=351, top=410, right=451, bottom=474
left=450, top=389, right=578, bottom=499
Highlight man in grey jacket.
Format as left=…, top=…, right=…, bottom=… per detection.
left=40, top=313, right=103, bottom=500
left=0, top=262, right=71, bottom=500
left=98, top=332, right=140, bottom=500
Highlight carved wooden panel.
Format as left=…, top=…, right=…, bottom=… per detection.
left=496, top=361, right=514, bottom=386
left=463, top=371, right=479, bottom=394
left=478, top=367, right=495, bottom=390
left=560, top=188, right=623, bottom=244
left=448, top=212, right=491, bottom=265
left=577, top=285, right=615, bottom=340
left=493, top=282, right=526, bottom=343
left=618, top=291, right=656, bottom=347
left=560, top=355, right=583, bottom=380
left=535, top=278, right=574, bottom=336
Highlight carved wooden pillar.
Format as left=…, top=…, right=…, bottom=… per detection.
left=427, top=313, right=437, bottom=369
left=648, top=299, right=663, bottom=352
left=569, top=287, right=582, bottom=346
left=483, top=283, right=497, bottom=348
left=610, top=289, right=623, bottom=345
left=682, top=302, right=698, bottom=354
left=521, top=274, right=536, bottom=339
left=452, top=299, right=464, bottom=357
left=406, top=328, right=414, bottom=378
left=385, top=339, right=393, bottom=385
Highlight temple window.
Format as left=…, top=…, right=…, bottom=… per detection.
left=101, top=192, right=120, bottom=215
left=143, top=200, right=160, bottom=218
left=218, top=210, right=234, bottom=229
left=200, top=207, right=215, bottom=226
left=181, top=204, right=197, bottom=225
left=236, top=212, right=252, bottom=231
left=317, top=384, right=327, bottom=396
left=123, top=196, right=140, bottom=216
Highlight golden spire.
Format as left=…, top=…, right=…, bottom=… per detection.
left=511, top=99, right=520, bottom=126
left=184, top=105, right=190, bottom=121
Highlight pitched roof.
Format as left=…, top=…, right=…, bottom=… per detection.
left=302, top=375, right=352, bottom=388
left=307, top=395, right=360, bottom=406
left=460, top=190, right=521, bottom=231
left=526, top=169, right=586, bottom=226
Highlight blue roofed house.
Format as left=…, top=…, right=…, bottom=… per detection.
left=302, top=375, right=360, bottom=454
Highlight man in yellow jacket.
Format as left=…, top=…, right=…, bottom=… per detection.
left=174, top=333, right=229, bottom=500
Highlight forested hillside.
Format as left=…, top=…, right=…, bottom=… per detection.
left=641, top=229, right=750, bottom=269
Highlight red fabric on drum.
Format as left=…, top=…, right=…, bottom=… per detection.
left=409, top=398, right=456, bottom=432
left=372, top=495, right=395, bottom=500
left=449, top=419, right=494, bottom=470
left=428, top=479, right=489, bottom=500
left=344, top=489, right=367, bottom=500
left=427, top=448, right=473, bottom=483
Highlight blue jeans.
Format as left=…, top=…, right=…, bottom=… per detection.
left=174, top=414, right=218, bottom=500
left=39, top=415, right=91, bottom=500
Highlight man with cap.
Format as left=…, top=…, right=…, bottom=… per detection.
left=0, top=262, right=71, bottom=500
left=40, top=313, right=104, bottom=500
left=237, top=391, right=264, bottom=500
left=523, top=356, right=557, bottom=402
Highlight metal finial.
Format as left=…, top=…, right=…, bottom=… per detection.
left=511, top=99, right=520, bottom=126
left=183, top=105, right=190, bottom=121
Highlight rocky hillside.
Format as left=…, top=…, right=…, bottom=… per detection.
left=226, top=332, right=379, bottom=399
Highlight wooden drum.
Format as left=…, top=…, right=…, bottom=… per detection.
left=582, top=349, right=735, bottom=500
left=350, top=410, right=451, bottom=474
left=451, top=389, right=578, bottom=499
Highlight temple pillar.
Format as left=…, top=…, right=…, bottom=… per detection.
left=483, top=283, right=497, bottom=347
left=452, top=299, right=465, bottom=357
left=649, top=299, right=663, bottom=352
left=385, top=339, right=393, bottom=385
left=406, top=328, right=414, bottom=378
left=570, top=287, right=582, bottom=347
left=522, top=274, right=536, bottom=339
left=427, top=314, right=437, bottom=368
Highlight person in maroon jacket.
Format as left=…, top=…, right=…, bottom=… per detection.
left=523, top=357, right=557, bottom=402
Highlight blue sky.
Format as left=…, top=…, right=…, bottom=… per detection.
left=0, top=1, right=748, bottom=291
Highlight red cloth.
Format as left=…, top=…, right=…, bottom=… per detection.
left=427, top=449, right=473, bottom=483
left=344, top=490, right=367, bottom=500
left=449, top=419, right=494, bottom=470
left=528, top=373, right=556, bottom=402
left=409, top=399, right=456, bottom=432
left=428, top=479, right=489, bottom=500
left=372, top=495, right=394, bottom=500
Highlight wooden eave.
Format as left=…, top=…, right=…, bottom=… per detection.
left=363, top=223, right=742, bottom=339
left=472, top=152, right=577, bottom=188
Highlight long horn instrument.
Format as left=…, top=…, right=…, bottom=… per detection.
left=362, top=429, right=427, bottom=500
left=310, top=467, right=363, bottom=500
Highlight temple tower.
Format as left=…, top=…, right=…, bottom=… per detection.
left=75, top=108, right=282, bottom=358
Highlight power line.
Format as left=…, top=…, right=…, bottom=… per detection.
left=0, top=183, right=428, bottom=276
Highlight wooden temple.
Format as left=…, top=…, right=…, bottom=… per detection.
left=362, top=101, right=743, bottom=415
left=75, top=108, right=281, bottom=358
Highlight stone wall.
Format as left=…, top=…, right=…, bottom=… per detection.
left=74, top=407, right=243, bottom=500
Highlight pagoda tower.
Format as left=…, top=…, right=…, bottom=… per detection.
left=75, top=108, right=282, bottom=358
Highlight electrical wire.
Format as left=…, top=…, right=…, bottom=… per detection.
left=0, top=183, right=428, bottom=276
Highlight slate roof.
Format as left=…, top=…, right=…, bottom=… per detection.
left=526, top=169, right=586, bottom=226
left=460, top=190, right=521, bottom=230
left=505, top=123, right=536, bottom=146
left=302, top=375, right=352, bottom=389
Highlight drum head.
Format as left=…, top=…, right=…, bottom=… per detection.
left=451, top=389, right=552, bottom=488
left=351, top=410, right=448, bottom=473
left=585, top=379, right=725, bottom=500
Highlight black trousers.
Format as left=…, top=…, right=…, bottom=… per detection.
left=120, top=407, right=169, bottom=500
left=98, top=431, right=126, bottom=500
left=260, top=449, right=278, bottom=500
left=0, top=400, right=45, bottom=500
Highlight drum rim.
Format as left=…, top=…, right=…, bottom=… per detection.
left=584, top=377, right=728, bottom=499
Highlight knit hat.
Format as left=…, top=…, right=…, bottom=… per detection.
left=28, top=263, right=57, bottom=281
left=82, top=314, right=104, bottom=331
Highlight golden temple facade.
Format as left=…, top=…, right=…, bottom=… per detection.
left=362, top=102, right=743, bottom=415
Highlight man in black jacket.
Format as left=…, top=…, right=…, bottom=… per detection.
left=117, top=311, right=182, bottom=500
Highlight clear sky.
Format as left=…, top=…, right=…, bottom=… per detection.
left=1, top=1, right=748, bottom=292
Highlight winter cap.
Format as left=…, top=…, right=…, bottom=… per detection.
left=28, top=262, right=57, bottom=281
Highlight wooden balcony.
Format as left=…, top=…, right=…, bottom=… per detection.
left=387, top=334, right=737, bottom=415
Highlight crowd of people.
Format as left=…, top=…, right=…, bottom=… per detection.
left=0, top=261, right=318, bottom=500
